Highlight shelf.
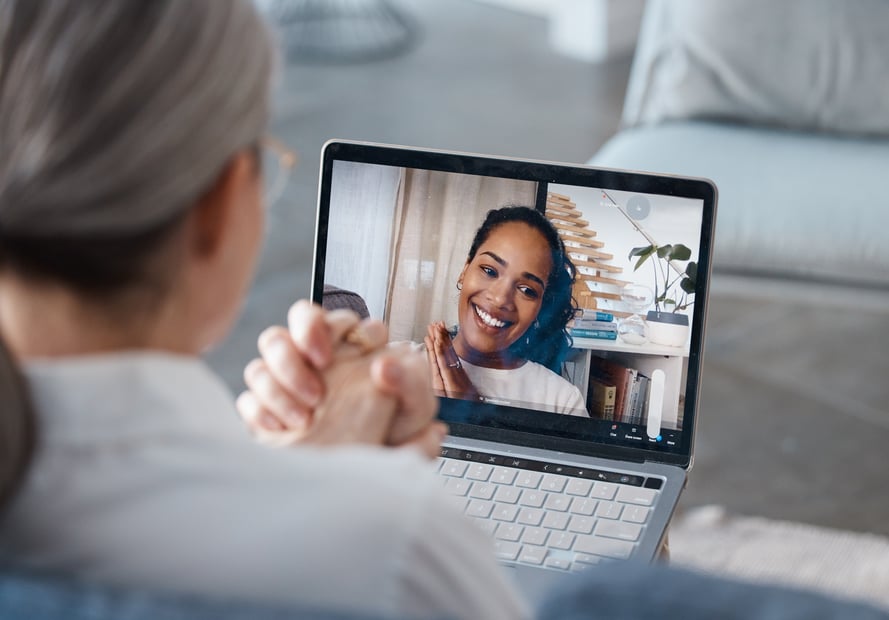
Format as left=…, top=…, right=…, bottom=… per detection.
left=570, top=337, right=689, bottom=357
left=561, top=234, right=605, bottom=248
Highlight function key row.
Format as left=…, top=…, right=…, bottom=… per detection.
left=439, top=447, right=663, bottom=490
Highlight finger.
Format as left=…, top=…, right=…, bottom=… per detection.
left=235, top=389, right=285, bottom=433
left=236, top=391, right=307, bottom=448
left=424, top=335, right=445, bottom=393
left=432, top=328, right=453, bottom=370
left=329, top=316, right=388, bottom=359
left=434, top=337, right=463, bottom=396
left=431, top=333, right=461, bottom=397
left=287, top=300, right=334, bottom=369
left=371, top=350, right=439, bottom=444
left=258, top=326, right=323, bottom=409
left=243, top=358, right=311, bottom=431
left=399, top=422, right=449, bottom=459
left=325, top=308, right=364, bottom=344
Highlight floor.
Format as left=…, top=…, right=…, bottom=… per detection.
left=206, top=0, right=889, bottom=536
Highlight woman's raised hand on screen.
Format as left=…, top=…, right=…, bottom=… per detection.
left=424, top=321, right=480, bottom=402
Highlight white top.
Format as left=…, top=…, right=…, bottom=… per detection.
left=461, top=359, right=588, bottom=417
left=0, top=352, right=528, bottom=619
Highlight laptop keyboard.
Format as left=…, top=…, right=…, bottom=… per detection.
left=437, top=447, right=662, bottom=571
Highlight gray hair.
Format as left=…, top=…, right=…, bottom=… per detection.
left=0, top=0, right=275, bottom=510
left=0, top=0, right=276, bottom=237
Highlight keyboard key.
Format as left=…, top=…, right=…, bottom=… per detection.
left=495, top=523, right=524, bottom=542
left=541, top=474, right=568, bottom=493
left=574, top=552, right=603, bottom=566
left=440, top=460, right=469, bottom=477
left=493, top=540, right=521, bottom=561
left=595, top=520, right=642, bottom=542
left=622, top=505, right=651, bottom=524
left=468, top=482, right=496, bottom=500
left=443, top=478, right=471, bottom=496
left=574, top=535, right=635, bottom=560
left=445, top=496, right=468, bottom=512
left=472, top=518, right=497, bottom=536
left=466, top=463, right=493, bottom=481
left=569, top=497, right=597, bottom=516
left=492, top=503, right=520, bottom=522
left=565, top=478, right=593, bottom=496
left=548, top=531, right=575, bottom=550
left=519, top=545, right=547, bottom=565
left=543, top=494, right=571, bottom=512
left=517, top=507, right=544, bottom=526
left=591, top=482, right=617, bottom=500
left=616, top=486, right=658, bottom=506
left=568, top=515, right=595, bottom=535
left=518, top=490, right=547, bottom=508
left=466, top=499, right=494, bottom=518
left=516, top=471, right=542, bottom=488
left=545, top=556, right=572, bottom=571
left=521, top=527, right=549, bottom=546
left=490, top=468, right=518, bottom=485
left=493, top=485, right=521, bottom=504
left=596, top=500, right=623, bottom=520
left=542, top=511, right=569, bottom=531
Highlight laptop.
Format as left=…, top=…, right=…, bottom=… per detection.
left=311, top=139, right=717, bottom=598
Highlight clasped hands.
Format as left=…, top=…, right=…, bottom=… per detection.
left=236, top=300, right=447, bottom=458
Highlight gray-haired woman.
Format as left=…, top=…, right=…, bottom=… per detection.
left=0, top=1, right=525, bottom=617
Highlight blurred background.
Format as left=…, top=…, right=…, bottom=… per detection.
left=206, top=0, right=889, bottom=582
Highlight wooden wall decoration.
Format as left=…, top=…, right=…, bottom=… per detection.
left=545, top=192, right=631, bottom=318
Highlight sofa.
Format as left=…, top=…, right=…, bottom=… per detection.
left=589, top=0, right=889, bottom=303
left=4, top=561, right=888, bottom=620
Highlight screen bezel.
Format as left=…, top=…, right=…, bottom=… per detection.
left=313, top=140, right=717, bottom=469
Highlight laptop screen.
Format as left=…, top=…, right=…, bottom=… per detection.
left=313, top=141, right=716, bottom=468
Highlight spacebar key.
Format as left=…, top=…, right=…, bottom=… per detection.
left=574, top=535, right=635, bottom=560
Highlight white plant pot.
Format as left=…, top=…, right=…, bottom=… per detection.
left=646, top=311, right=689, bottom=348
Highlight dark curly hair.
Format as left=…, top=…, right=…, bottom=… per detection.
left=464, top=206, right=577, bottom=372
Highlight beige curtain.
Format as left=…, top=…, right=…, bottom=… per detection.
left=385, top=170, right=537, bottom=343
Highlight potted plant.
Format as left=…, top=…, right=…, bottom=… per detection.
left=628, top=243, right=697, bottom=347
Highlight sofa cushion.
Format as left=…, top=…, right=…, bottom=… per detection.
left=591, top=121, right=889, bottom=289
left=539, top=562, right=889, bottom=619
left=0, top=568, right=366, bottom=620
left=622, top=0, right=889, bottom=136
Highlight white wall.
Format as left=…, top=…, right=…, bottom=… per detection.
left=472, top=0, right=646, bottom=62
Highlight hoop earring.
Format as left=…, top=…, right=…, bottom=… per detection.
left=456, top=281, right=463, bottom=291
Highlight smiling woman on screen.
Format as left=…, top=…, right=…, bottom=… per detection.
left=425, top=206, right=588, bottom=417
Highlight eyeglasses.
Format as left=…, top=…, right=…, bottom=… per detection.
left=261, top=135, right=298, bottom=206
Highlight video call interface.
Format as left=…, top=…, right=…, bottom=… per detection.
left=320, top=159, right=706, bottom=456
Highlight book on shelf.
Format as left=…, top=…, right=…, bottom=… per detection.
left=576, top=309, right=614, bottom=322
left=622, top=372, right=650, bottom=424
left=570, top=328, right=618, bottom=340
left=588, top=356, right=636, bottom=421
left=572, top=318, right=617, bottom=331
left=588, top=376, right=617, bottom=420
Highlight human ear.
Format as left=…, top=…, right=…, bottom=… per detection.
left=189, top=150, right=256, bottom=258
left=457, top=263, right=469, bottom=288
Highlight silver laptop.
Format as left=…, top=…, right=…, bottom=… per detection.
left=312, top=140, right=717, bottom=599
